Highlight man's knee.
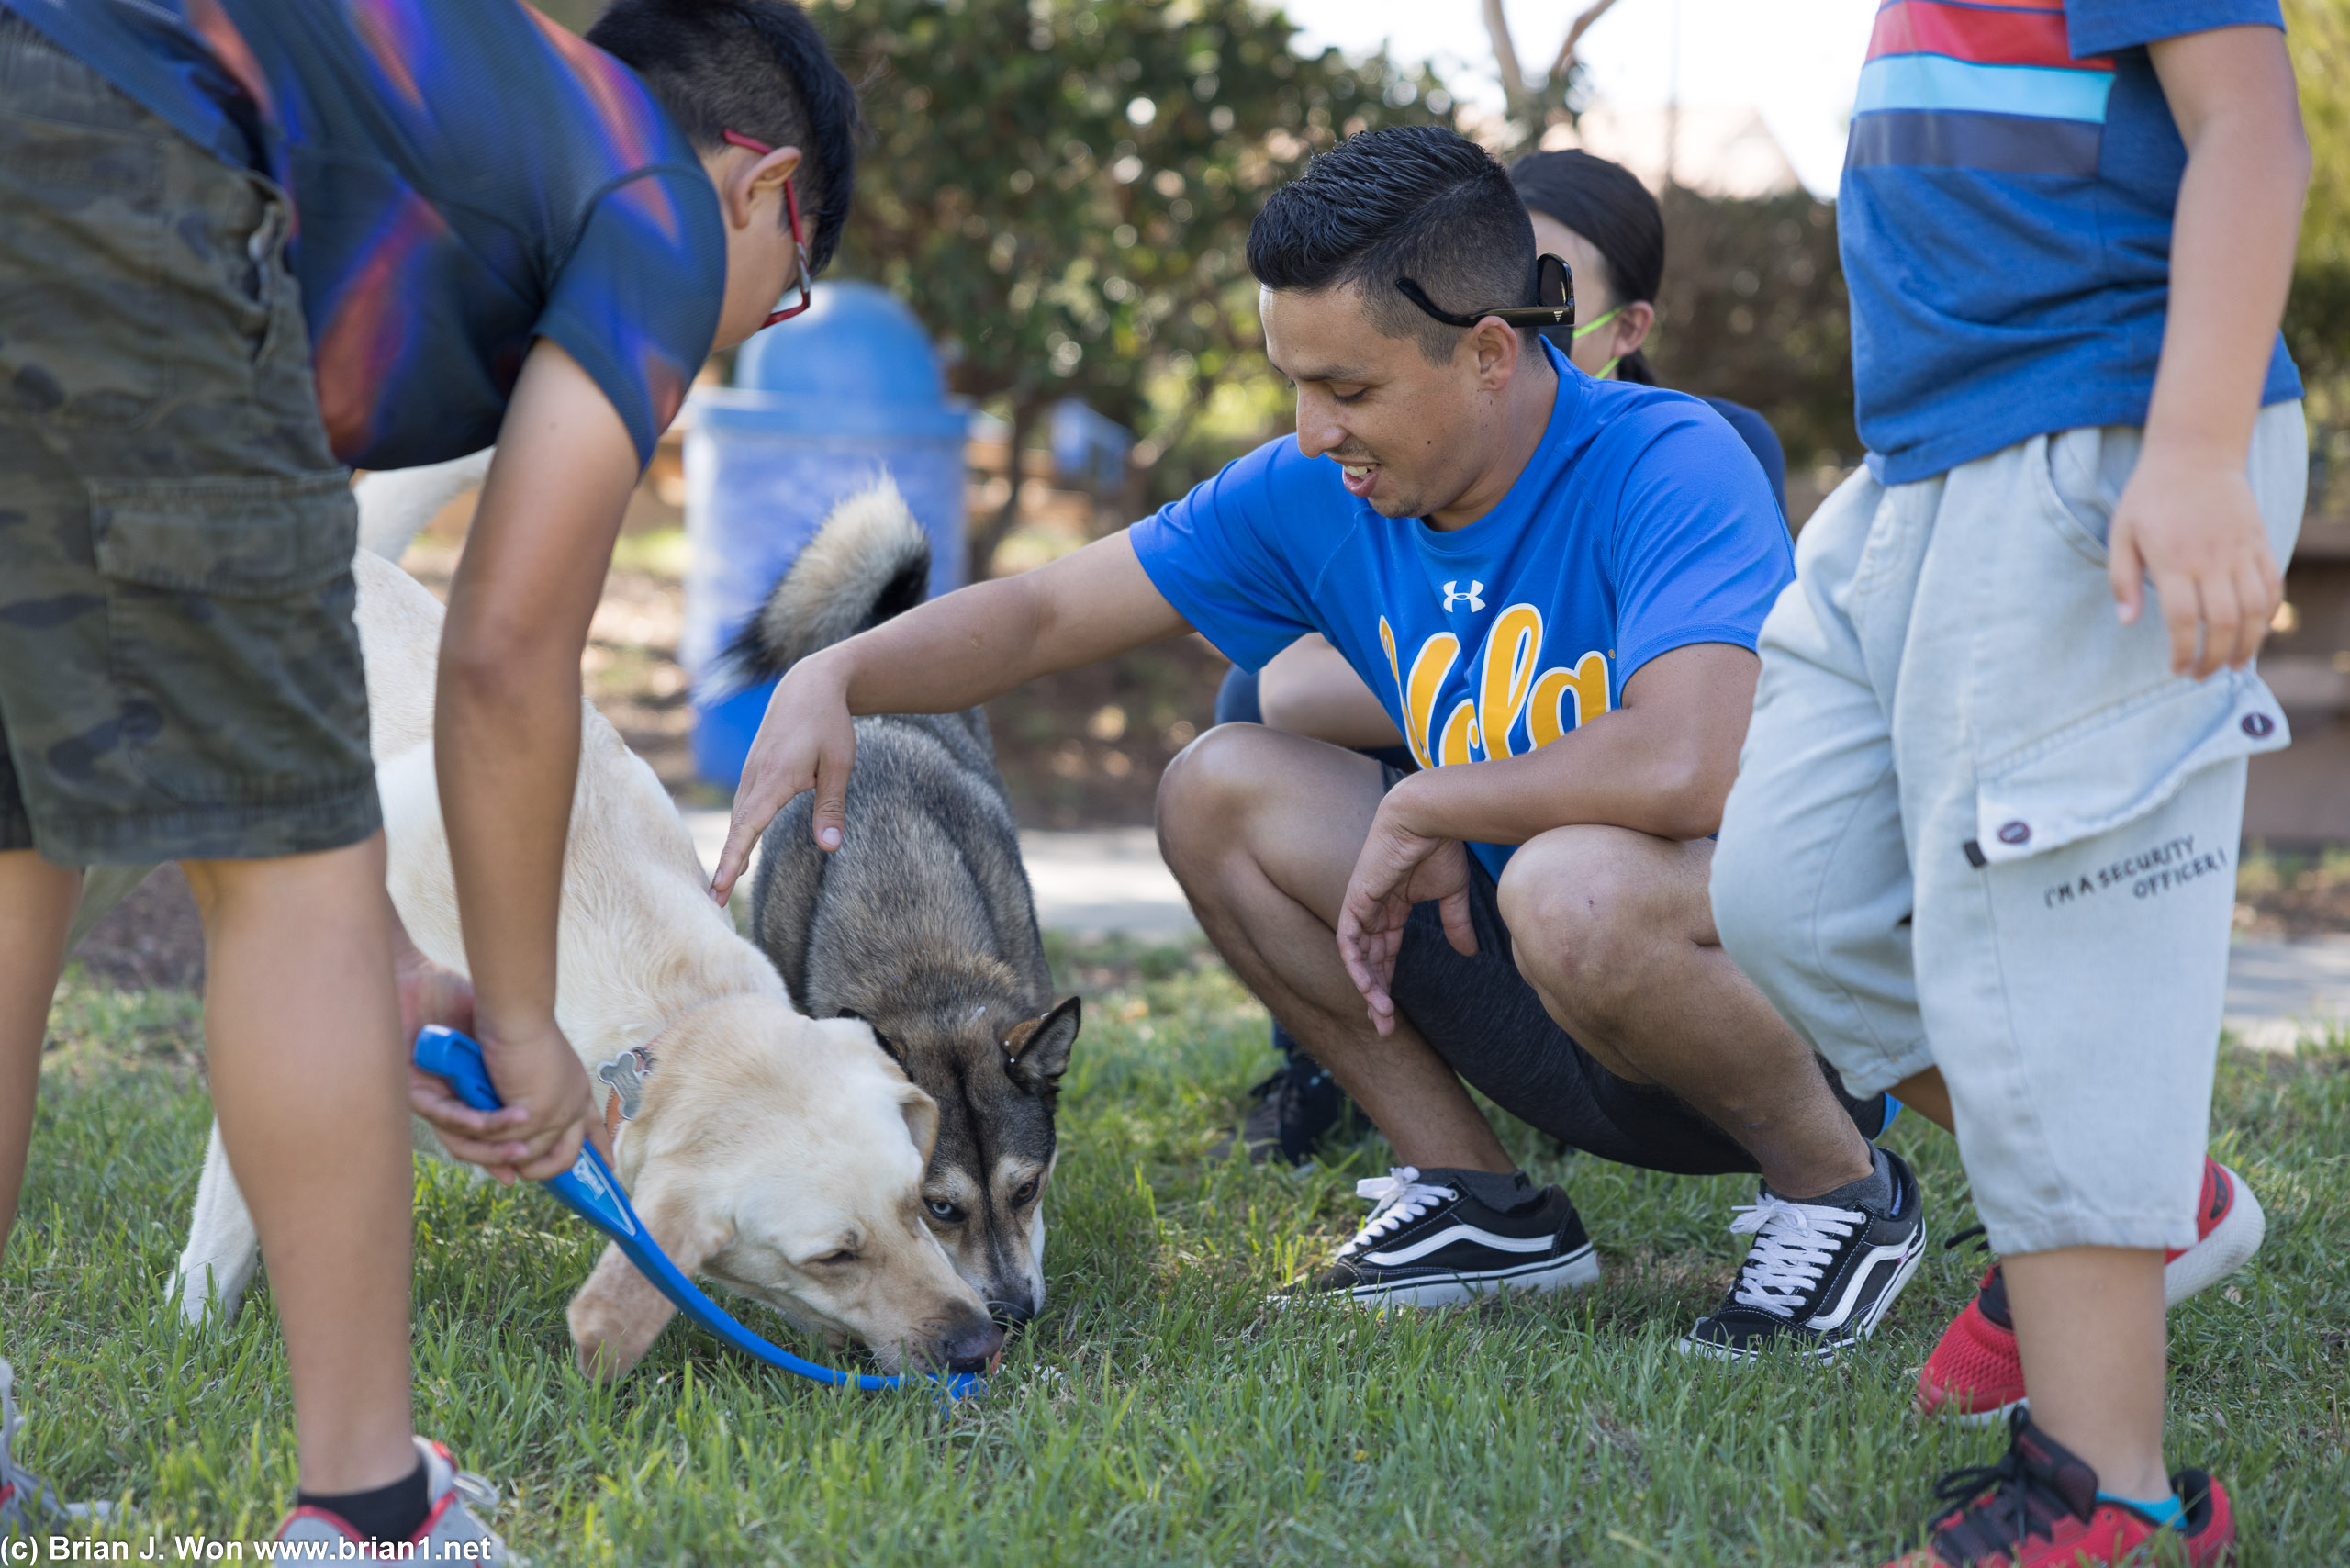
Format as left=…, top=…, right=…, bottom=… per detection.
left=1155, top=722, right=1271, bottom=870
left=1496, top=827, right=1682, bottom=1021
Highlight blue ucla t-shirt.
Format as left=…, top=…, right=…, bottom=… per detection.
left=1130, top=341, right=1793, bottom=878
left=8, top=0, right=724, bottom=472
left=1840, top=0, right=2300, bottom=485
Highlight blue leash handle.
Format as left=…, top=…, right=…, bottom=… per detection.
left=413, top=1025, right=979, bottom=1399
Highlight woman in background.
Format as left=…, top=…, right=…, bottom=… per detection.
left=1213, top=149, right=1788, bottom=1164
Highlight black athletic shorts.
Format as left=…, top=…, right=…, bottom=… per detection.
left=1381, top=766, right=1888, bottom=1176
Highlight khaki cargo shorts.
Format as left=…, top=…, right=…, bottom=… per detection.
left=0, top=17, right=378, bottom=865
left=1712, top=405, right=2306, bottom=1257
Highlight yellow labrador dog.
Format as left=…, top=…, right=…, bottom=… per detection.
left=138, top=454, right=1002, bottom=1380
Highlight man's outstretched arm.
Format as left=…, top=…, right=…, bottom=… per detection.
left=711, top=531, right=1192, bottom=899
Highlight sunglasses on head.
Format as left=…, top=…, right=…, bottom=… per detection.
left=1394, top=252, right=1575, bottom=332
left=722, top=128, right=811, bottom=329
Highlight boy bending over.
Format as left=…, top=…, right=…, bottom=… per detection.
left=0, top=0, right=855, bottom=1552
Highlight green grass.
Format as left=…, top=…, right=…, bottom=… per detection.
left=7, top=944, right=2347, bottom=1565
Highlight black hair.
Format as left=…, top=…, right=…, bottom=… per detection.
left=588, top=0, right=859, bottom=275
left=1508, top=150, right=1662, bottom=385
left=1247, top=126, right=1538, bottom=364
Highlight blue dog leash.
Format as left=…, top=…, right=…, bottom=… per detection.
left=413, top=1025, right=980, bottom=1399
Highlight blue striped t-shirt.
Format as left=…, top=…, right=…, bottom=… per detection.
left=1839, top=0, right=2300, bottom=484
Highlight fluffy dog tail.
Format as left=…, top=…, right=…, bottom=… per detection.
left=353, top=447, right=494, bottom=561
left=726, top=477, right=932, bottom=685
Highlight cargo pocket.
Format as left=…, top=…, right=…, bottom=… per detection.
left=85, top=473, right=372, bottom=807
left=91, top=472, right=355, bottom=594
left=1972, top=672, right=2288, bottom=868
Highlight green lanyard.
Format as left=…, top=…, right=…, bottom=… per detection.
left=1573, top=306, right=1623, bottom=380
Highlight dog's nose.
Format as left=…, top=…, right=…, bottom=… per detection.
left=988, top=1291, right=1036, bottom=1328
left=940, top=1318, right=1005, bottom=1374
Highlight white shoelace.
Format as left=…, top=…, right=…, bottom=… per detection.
left=1336, top=1167, right=1457, bottom=1260
left=1726, top=1193, right=1863, bottom=1316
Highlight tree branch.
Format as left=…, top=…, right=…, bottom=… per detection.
left=1551, top=0, right=1628, bottom=82
left=1481, top=0, right=1530, bottom=111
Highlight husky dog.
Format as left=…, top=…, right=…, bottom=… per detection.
left=736, top=482, right=1080, bottom=1327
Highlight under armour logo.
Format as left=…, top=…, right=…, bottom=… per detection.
left=1441, top=579, right=1485, bottom=614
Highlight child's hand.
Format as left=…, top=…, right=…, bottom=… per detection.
left=410, top=1017, right=605, bottom=1183
left=390, top=911, right=474, bottom=1042
left=2108, top=445, right=2282, bottom=680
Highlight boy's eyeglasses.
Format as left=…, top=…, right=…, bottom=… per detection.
left=1394, top=252, right=1575, bottom=332
left=722, top=129, right=811, bottom=328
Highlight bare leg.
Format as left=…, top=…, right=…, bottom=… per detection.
left=1891, top=1065, right=1955, bottom=1133
left=1158, top=727, right=1512, bottom=1173
left=181, top=834, right=415, bottom=1495
left=1498, top=825, right=1873, bottom=1199
left=2004, top=1247, right=2169, bottom=1498
left=0, top=851, right=83, bottom=1260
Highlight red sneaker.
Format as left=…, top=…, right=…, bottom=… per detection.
left=1877, top=1409, right=2233, bottom=1567
left=1916, top=1159, right=2264, bottom=1423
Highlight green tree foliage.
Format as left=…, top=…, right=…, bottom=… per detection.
left=2285, top=0, right=2350, bottom=509
left=804, top=0, right=1446, bottom=542
left=1645, top=189, right=1857, bottom=471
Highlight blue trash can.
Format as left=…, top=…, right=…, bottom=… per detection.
left=682, top=281, right=969, bottom=787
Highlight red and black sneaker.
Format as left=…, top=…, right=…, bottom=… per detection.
left=1917, top=1158, right=2264, bottom=1423
left=1878, top=1407, right=2233, bottom=1567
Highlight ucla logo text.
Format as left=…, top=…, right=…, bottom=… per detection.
left=1380, top=606, right=1611, bottom=768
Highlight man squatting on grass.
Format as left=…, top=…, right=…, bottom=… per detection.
left=1712, top=6, right=2306, bottom=1565
left=715, top=125, right=1934, bottom=1356
left=0, top=0, right=856, bottom=1551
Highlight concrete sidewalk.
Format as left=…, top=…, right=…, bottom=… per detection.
left=2224, top=934, right=2350, bottom=1051
left=683, top=813, right=1197, bottom=939
left=684, top=812, right=2346, bottom=1047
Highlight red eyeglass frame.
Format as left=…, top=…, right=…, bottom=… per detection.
left=722, top=129, right=811, bottom=328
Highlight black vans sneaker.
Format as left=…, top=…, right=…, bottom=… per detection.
left=1208, top=1031, right=1366, bottom=1167
left=1275, top=1167, right=1600, bottom=1306
left=1681, top=1147, right=1927, bottom=1361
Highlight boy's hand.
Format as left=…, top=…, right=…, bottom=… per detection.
left=1336, top=788, right=1477, bottom=1036
left=2107, top=445, right=2281, bottom=679
left=711, top=653, right=858, bottom=903
left=390, top=907, right=474, bottom=1042
left=409, top=1017, right=606, bottom=1183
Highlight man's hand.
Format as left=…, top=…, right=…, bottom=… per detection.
left=408, top=1016, right=606, bottom=1184
left=710, top=652, right=857, bottom=902
left=1335, top=790, right=1477, bottom=1036
left=2108, top=447, right=2281, bottom=678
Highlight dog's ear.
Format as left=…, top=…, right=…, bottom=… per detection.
left=1002, top=996, right=1080, bottom=1092
left=841, top=1007, right=905, bottom=1067
left=565, top=1187, right=729, bottom=1383
left=896, top=1081, right=940, bottom=1163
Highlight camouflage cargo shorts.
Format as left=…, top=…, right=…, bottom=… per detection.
left=0, top=17, right=378, bottom=865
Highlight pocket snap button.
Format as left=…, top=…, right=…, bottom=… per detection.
left=1997, top=821, right=2031, bottom=846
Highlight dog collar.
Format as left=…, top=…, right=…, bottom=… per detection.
left=596, top=1045, right=656, bottom=1141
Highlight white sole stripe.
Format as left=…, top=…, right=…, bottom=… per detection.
left=1359, top=1223, right=1565, bottom=1267
left=1804, top=1228, right=1927, bottom=1334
